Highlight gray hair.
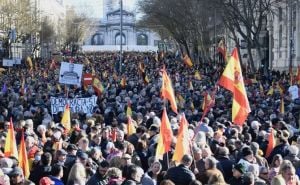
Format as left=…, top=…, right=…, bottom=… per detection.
left=205, top=156, right=217, bottom=169
left=181, top=154, right=193, bottom=166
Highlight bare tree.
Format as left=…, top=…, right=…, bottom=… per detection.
left=139, top=0, right=215, bottom=59
left=213, top=0, right=276, bottom=72
left=0, top=0, right=40, bottom=57
left=63, top=7, right=92, bottom=55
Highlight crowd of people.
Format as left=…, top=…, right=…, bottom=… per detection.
left=0, top=51, right=299, bottom=185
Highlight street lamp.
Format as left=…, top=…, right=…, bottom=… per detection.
left=119, top=0, right=123, bottom=74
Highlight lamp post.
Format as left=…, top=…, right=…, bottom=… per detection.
left=289, top=0, right=294, bottom=70
left=119, top=0, right=123, bottom=74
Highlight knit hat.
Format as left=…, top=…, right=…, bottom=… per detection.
left=242, top=147, right=253, bottom=157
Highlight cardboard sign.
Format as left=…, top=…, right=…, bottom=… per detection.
left=50, top=96, right=97, bottom=114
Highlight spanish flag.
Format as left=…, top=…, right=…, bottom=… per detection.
left=61, top=104, right=71, bottom=132
left=19, top=130, right=30, bottom=178
left=127, top=116, right=136, bottom=136
left=277, top=83, right=284, bottom=96
left=265, top=129, right=276, bottom=158
left=267, top=86, right=274, bottom=96
left=202, top=92, right=214, bottom=111
left=172, top=114, right=190, bottom=164
left=183, top=54, right=193, bottom=68
left=161, top=69, right=178, bottom=114
left=92, top=77, right=104, bottom=96
left=120, top=77, right=126, bottom=88
left=126, top=102, right=132, bottom=117
left=218, top=48, right=251, bottom=125
left=4, top=118, right=18, bottom=159
left=194, top=71, right=201, bottom=80
left=155, top=108, right=173, bottom=160
left=280, top=98, right=285, bottom=114
left=27, top=56, right=33, bottom=71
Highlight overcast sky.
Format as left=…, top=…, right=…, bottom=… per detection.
left=64, top=0, right=138, bottom=18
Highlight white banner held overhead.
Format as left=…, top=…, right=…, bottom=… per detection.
left=59, top=62, right=83, bottom=86
left=50, top=96, right=97, bottom=115
left=2, top=59, right=14, bottom=66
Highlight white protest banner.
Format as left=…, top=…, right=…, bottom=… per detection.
left=59, top=62, right=83, bottom=86
left=2, top=59, right=14, bottom=66
left=14, top=58, right=21, bottom=65
left=50, top=96, right=97, bottom=114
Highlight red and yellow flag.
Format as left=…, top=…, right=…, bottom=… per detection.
left=161, top=69, right=178, bottom=113
left=202, top=92, right=215, bottom=111
left=183, top=54, right=193, bottom=68
left=218, top=48, right=251, bottom=125
left=92, top=77, right=104, bottom=96
left=127, top=116, right=136, bottom=136
left=61, top=104, right=71, bottom=132
left=126, top=102, right=132, bottom=117
left=4, top=118, right=18, bottom=159
left=265, top=129, right=276, bottom=158
left=19, top=130, right=30, bottom=178
left=194, top=71, right=201, bottom=80
left=155, top=108, right=173, bottom=160
left=172, top=114, right=190, bottom=163
left=27, top=56, right=33, bottom=71
left=120, top=77, right=126, bottom=88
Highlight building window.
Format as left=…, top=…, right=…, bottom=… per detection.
left=91, top=33, right=104, bottom=45
left=137, top=34, right=148, bottom=45
left=278, top=7, right=282, bottom=22
left=154, top=40, right=160, bottom=46
left=115, top=33, right=126, bottom=45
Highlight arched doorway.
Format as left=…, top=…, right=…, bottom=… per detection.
left=115, top=33, right=126, bottom=45
left=91, top=33, right=104, bottom=45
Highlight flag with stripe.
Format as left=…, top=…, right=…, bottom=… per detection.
left=172, top=114, right=190, bottom=163
left=92, top=77, right=104, bottom=96
left=218, top=48, right=251, bottom=125
left=155, top=108, right=173, bottom=160
left=61, top=104, right=71, bottom=132
left=161, top=69, right=178, bottom=114
left=19, top=130, right=30, bottom=178
left=183, top=55, right=193, bottom=68
left=4, top=118, right=18, bottom=159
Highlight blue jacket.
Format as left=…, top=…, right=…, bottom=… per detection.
left=49, top=176, right=64, bottom=185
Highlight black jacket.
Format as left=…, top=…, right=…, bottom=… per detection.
left=29, top=165, right=52, bottom=185
left=86, top=172, right=108, bottom=185
left=165, top=164, right=195, bottom=185
left=216, top=156, right=234, bottom=183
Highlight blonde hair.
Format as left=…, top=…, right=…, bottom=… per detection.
left=68, top=163, right=87, bottom=184
left=107, top=167, right=122, bottom=178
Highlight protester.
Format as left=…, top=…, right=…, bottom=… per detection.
left=0, top=51, right=300, bottom=185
